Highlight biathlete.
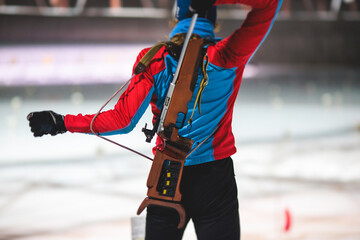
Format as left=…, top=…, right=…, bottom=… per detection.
left=27, top=0, right=282, bottom=239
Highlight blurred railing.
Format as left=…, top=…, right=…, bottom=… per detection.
left=0, top=0, right=359, bottom=20
left=278, top=0, right=360, bottom=20
left=0, top=0, right=174, bottom=18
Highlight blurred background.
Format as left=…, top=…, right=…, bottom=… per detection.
left=0, top=0, right=360, bottom=239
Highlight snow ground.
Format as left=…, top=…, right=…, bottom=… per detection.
left=1, top=133, right=359, bottom=240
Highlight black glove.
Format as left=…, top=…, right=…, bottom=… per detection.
left=27, top=111, right=67, bottom=137
left=189, top=0, right=216, bottom=18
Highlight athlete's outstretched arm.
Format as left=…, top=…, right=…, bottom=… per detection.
left=209, top=0, right=282, bottom=68
left=27, top=48, right=156, bottom=137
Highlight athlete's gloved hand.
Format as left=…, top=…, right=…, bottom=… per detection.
left=189, top=0, right=216, bottom=17
left=27, top=111, right=67, bottom=137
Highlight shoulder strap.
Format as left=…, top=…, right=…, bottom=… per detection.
left=134, top=34, right=213, bottom=76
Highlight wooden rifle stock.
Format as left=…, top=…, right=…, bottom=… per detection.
left=137, top=37, right=205, bottom=229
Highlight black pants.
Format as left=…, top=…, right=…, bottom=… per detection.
left=145, top=157, right=240, bottom=240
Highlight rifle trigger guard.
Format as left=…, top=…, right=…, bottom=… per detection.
left=137, top=197, right=186, bottom=229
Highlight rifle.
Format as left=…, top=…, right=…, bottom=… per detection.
left=137, top=14, right=205, bottom=229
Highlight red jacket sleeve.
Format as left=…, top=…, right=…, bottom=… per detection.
left=64, top=48, right=155, bottom=135
left=208, top=0, right=282, bottom=68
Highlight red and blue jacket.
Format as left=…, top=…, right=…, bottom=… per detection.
left=64, top=0, right=282, bottom=166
